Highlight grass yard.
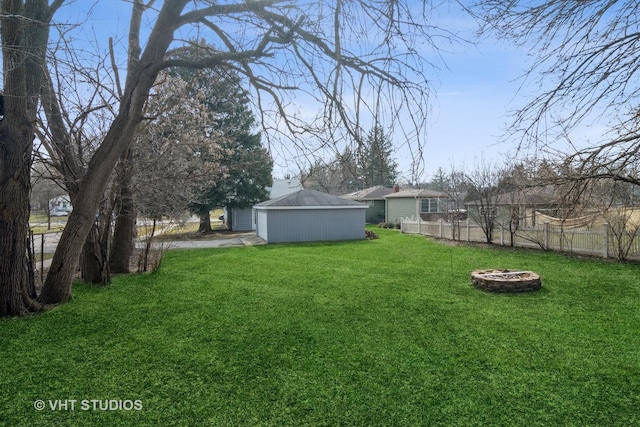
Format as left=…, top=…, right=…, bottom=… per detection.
left=1, top=228, right=639, bottom=426
left=30, top=225, right=66, bottom=234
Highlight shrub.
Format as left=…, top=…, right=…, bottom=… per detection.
left=378, top=222, right=396, bottom=229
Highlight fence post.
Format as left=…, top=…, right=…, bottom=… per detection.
left=439, top=218, right=443, bottom=238
left=603, top=223, right=609, bottom=259
left=544, top=222, right=549, bottom=250
left=466, top=219, right=470, bottom=242
left=40, top=233, right=45, bottom=282
left=418, top=216, right=422, bottom=235
left=500, top=221, right=505, bottom=246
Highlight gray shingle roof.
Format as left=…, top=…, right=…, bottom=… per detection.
left=255, top=189, right=366, bottom=207
left=342, top=186, right=394, bottom=200
left=384, top=189, right=448, bottom=199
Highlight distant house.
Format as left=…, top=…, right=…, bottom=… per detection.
left=464, top=188, right=558, bottom=227
left=267, top=177, right=305, bottom=199
left=384, top=188, right=449, bottom=224
left=254, top=189, right=367, bottom=243
left=342, top=185, right=394, bottom=223
left=49, top=195, right=72, bottom=216
left=227, top=177, right=304, bottom=231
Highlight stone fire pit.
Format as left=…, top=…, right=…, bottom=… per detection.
left=471, top=269, right=541, bottom=293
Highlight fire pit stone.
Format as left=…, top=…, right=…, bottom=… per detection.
left=471, top=269, right=541, bottom=293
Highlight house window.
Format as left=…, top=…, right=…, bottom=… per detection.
left=479, top=206, right=498, bottom=216
left=420, top=198, right=444, bottom=213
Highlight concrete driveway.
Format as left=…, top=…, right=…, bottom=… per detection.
left=35, top=231, right=266, bottom=255
left=35, top=231, right=266, bottom=272
left=145, top=231, right=266, bottom=250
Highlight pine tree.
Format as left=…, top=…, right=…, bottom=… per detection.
left=359, top=125, right=398, bottom=188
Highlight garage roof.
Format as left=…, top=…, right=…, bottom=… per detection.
left=255, top=189, right=366, bottom=208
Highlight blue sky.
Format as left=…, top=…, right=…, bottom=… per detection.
left=417, top=5, right=610, bottom=182
left=422, top=35, right=523, bottom=177
left=51, top=1, right=608, bottom=184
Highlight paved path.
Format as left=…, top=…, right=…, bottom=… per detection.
left=31, top=231, right=62, bottom=254
left=36, top=229, right=265, bottom=255
left=37, top=232, right=266, bottom=271
left=144, top=232, right=266, bottom=250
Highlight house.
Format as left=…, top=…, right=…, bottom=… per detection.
left=384, top=188, right=449, bottom=224
left=464, top=188, right=559, bottom=227
left=341, top=185, right=394, bottom=223
left=49, top=195, right=72, bottom=216
left=254, top=189, right=367, bottom=243
left=227, top=177, right=304, bottom=231
left=267, top=177, right=305, bottom=199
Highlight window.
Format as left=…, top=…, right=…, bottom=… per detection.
left=479, top=206, right=498, bottom=216
left=420, top=198, right=444, bottom=213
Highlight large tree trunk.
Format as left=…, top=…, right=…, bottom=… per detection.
left=0, top=0, right=54, bottom=316
left=110, top=150, right=136, bottom=273
left=80, top=223, right=111, bottom=284
left=77, top=196, right=114, bottom=285
left=39, top=112, right=143, bottom=303
left=0, top=152, right=34, bottom=316
left=110, top=200, right=136, bottom=273
left=41, top=46, right=116, bottom=283
left=140, top=218, right=157, bottom=273
left=198, top=211, right=212, bottom=233
left=38, top=1, right=186, bottom=305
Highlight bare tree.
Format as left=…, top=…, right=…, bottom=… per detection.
left=476, top=1, right=640, bottom=187
left=2, top=0, right=465, bottom=314
left=301, top=150, right=361, bottom=195
left=133, top=71, right=227, bottom=221
left=38, top=42, right=118, bottom=284
left=464, top=157, right=507, bottom=244
left=442, top=165, right=468, bottom=240
left=503, top=158, right=604, bottom=251
left=590, top=177, right=640, bottom=260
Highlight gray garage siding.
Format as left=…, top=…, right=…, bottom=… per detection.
left=232, top=208, right=254, bottom=231
left=255, top=208, right=365, bottom=243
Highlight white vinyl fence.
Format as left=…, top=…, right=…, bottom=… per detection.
left=401, top=218, right=640, bottom=260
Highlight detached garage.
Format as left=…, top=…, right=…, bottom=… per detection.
left=254, top=189, right=367, bottom=243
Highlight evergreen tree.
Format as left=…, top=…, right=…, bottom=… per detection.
left=302, top=125, right=399, bottom=193
left=359, top=125, right=398, bottom=187
left=428, top=167, right=448, bottom=192
left=166, top=47, right=273, bottom=232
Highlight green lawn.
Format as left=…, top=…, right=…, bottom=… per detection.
left=2, top=229, right=639, bottom=426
